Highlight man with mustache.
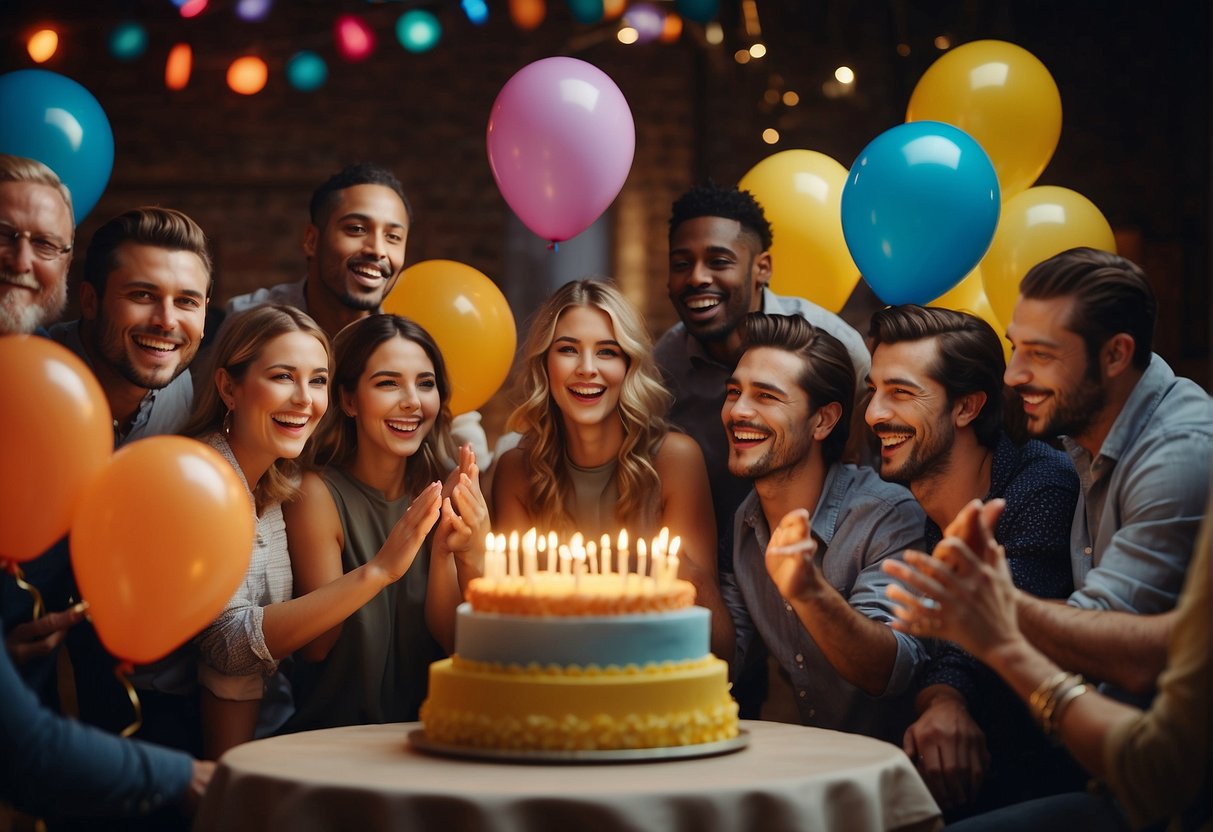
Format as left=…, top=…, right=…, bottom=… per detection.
left=721, top=312, right=926, bottom=741
left=1002, top=248, right=1212, bottom=698
left=0, top=155, right=73, bottom=336
left=865, top=305, right=1081, bottom=816
left=654, top=183, right=869, bottom=582
left=226, top=162, right=408, bottom=338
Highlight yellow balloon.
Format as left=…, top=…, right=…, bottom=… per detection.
left=980, top=186, right=1116, bottom=325
left=927, top=267, right=1010, bottom=363
left=908, top=40, right=1061, bottom=200
left=739, top=149, right=860, bottom=313
left=382, top=260, right=517, bottom=415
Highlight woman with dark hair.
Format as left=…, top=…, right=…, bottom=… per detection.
left=184, top=306, right=442, bottom=758
left=493, top=279, right=733, bottom=662
left=282, top=313, right=487, bottom=731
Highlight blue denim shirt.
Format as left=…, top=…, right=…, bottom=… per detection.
left=724, top=463, right=927, bottom=742
left=1064, top=354, right=1213, bottom=614
left=655, top=289, right=870, bottom=573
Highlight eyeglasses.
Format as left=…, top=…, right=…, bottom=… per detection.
left=0, top=224, right=73, bottom=261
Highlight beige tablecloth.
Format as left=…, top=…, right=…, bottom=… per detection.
left=195, top=720, right=940, bottom=832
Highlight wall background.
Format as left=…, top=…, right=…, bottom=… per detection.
left=4, top=1, right=1208, bottom=438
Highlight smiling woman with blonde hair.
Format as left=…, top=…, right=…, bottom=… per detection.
left=493, top=279, right=734, bottom=662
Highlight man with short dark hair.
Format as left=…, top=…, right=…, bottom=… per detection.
left=1003, top=247, right=1212, bottom=694
left=226, top=162, right=410, bottom=338
left=655, top=182, right=869, bottom=577
left=50, top=206, right=212, bottom=442
left=723, top=312, right=925, bottom=742
left=866, top=304, right=1081, bottom=814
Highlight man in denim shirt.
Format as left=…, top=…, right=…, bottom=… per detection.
left=722, top=312, right=926, bottom=743
left=1004, top=248, right=1213, bottom=700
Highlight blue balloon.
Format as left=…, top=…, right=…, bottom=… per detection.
left=841, top=121, right=1000, bottom=305
left=675, top=0, right=720, bottom=23
left=0, top=70, right=114, bottom=224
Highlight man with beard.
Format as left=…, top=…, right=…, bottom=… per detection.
left=49, top=207, right=210, bottom=441
left=0, top=155, right=73, bottom=335
left=721, top=312, right=926, bottom=741
left=1002, top=247, right=1212, bottom=699
left=226, top=162, right=407, bottom=337
left=866, top=305, right=1082, bottom=816
left=654, top=183, right=869, bottom=581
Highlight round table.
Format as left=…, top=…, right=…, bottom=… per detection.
left=195, top=719, right=940, bottom=832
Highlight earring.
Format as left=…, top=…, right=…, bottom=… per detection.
left=223, top=408, right=233, bottom=437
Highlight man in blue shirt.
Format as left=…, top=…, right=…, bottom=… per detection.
left=866, top=305, right=1081, bottom=815
left=1004, top=248, right=1213, bottom=695
left=722, top=312, right=926, bottom=742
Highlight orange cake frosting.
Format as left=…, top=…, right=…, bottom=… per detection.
left=465, top=573, right=697, bottom=616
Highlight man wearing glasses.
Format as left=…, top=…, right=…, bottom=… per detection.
left=0, top=154, right=74, bottom=336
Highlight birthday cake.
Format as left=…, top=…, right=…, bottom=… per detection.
left=419, top=533, right=738, bottom=751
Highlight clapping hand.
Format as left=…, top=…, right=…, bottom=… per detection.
left=764, top=508, right=821, bottom=601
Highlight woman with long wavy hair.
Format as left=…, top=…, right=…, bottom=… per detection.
left=493, top=279, right=734, bottom=661
left=183, top=305, right=441, bottom=759
left=282, top=314, right=487, bottom=732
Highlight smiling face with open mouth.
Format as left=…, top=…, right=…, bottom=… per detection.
left=85, top=242, right=209, bottom=392
left=545, top=304, right=628, bottom=431
left=865, top=339, right=956, bottom=486
left=225, top=330, right=330, bottom=474
left=667, top=216, right=768, bottom=347
left=0, top=180, right=73, bottom=335
left=306, top=183, right=409, bottom=313
left=345, top=334, right=439, bottom=460
left=722, top=346, right=815, bottom=481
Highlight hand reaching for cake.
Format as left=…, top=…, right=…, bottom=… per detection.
left=765, top=508, right=822, bottom=601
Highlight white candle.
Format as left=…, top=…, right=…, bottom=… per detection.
left=547, top=532, right=558, bottom=573
left=586, top=540, right=598, bottom=574
left=523, top=528, right=538, bottom=580
left=508, top=530, right=520, bottom=578
left=617, top=529, right=629, bottom=576
left=559, top=544, right=572, bottom=576
left=668, top=536, right=681, bottom=584
left=495, top=533, right=507, bottom=581
left=637, top=537, right=648, bottom=581
left=600, top=533, right=612, bottom=576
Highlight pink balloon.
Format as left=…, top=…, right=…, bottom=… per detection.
left=487, top=57, right=635, bottom=243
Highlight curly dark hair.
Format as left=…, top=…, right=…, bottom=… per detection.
left=668, top=181, right=773, bottom=251
left=309, top=162, right=413, bottom=226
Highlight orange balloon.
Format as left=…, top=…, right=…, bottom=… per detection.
left=0, top=336, right=112, bottom=562
left=382, top=260, right=517, bottom=415
left=71, top=437, right=254, bottom=664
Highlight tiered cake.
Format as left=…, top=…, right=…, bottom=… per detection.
left=419, top=531, right=738, bottom=751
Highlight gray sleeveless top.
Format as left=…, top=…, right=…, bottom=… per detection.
left=281, top=467, right=444, bottom=732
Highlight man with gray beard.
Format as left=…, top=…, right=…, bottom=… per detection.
left=0, top=155, right=73, bottom=336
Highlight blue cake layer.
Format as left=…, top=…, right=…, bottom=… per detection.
left=453, top=602, right=710, bottom=667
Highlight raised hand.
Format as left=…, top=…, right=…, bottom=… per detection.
left=4, top=602, right=88, bottom=664
left=371, top=481, right=442, bottom=583
left=883, top=499, right=1022, bottom=660
left=764, top=508, right=821, bottom=601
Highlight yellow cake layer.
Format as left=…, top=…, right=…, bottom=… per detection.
left=420, top=656, right=739, bottom=750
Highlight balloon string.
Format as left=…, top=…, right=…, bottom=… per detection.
left=547, top=241, right=560, bottom=252
left=114, top=662, right=143, bottom=738
left=7, top=564, right=46, bottom=620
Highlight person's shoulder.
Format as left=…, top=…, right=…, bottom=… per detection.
left=840, top=463, right=919, bottom=508
left=653, top=323, right=688, bottom=363
left=656, top=430, right=705, bottom=466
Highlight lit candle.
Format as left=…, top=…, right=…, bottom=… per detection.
left=637, top=537, right=648, bottom=581
left=495, top=533, right=507, bottom=581
left=547, top=531, right=558, bottom=573
left=484, top=532, right=497, bottom=583
left=651, top=535, right=666, bottom=587
left=559, top=544, right=572, bottom=576
left=667, top=535, right=681, bottom=583
left=572, top=546, right=587, bottom=591
left=600, top=533, right=612, bottom=576
left=618, top=529, right=629, bottom=575
left=586, top=540, right=598, bottom=574
left=508, top=530, right=520, bottom=578
left=523, top=528, right=538, bottom=579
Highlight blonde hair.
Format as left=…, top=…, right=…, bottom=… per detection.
left=506, top=279, right=672, bottom=533
left=0, top=154, right=75, bottom=229
left=307, top=314, right=455, bottom=496
left=182, top=305, right=331, bottom=513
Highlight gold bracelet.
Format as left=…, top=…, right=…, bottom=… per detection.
left=1029, top=671, right=1070, bottom=714
left=1035, top=673, right=1081, bottom=734
left=1048, top=681, right=1090, bottom=735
